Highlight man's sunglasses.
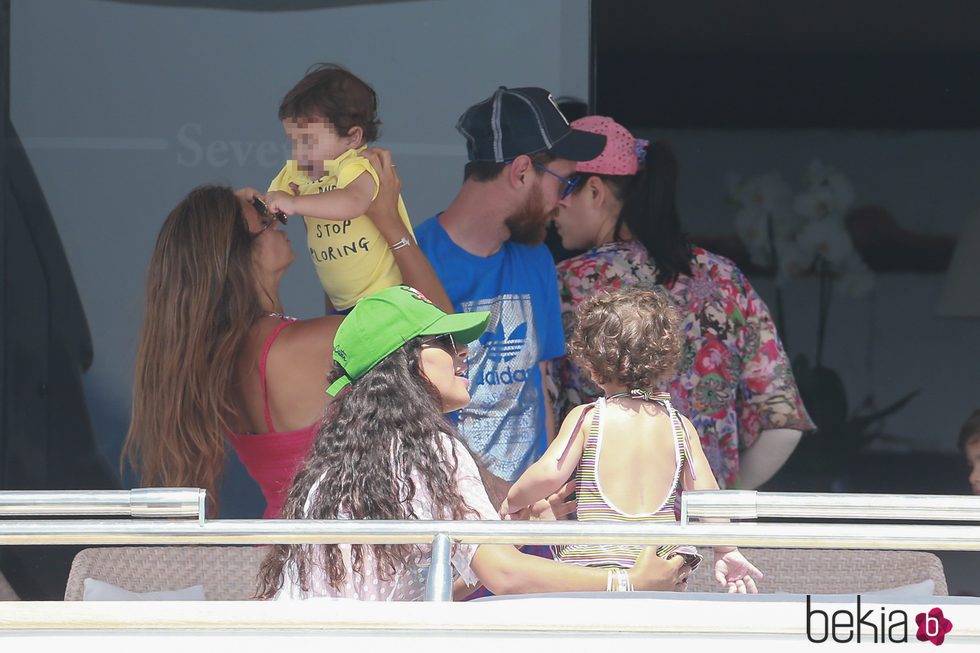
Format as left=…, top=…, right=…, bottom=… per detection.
left=502, top=159, right=579, bottom=200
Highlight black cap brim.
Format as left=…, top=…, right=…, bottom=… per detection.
left=547, top=129, right=607, bottom=162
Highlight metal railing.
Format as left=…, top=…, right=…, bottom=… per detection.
left=3, top=518, right=980, bottom=549
left=680, top=490, right=980, bottom=523
left=1, top=489, right=979, bottom=601
left=0, top=488, right=205, bottom=521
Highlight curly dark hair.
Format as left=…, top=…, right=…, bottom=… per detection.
left=256, top=337, right=479, bottom=598
left=278, top=63, right=380, bottom=142
left=568, top=287, right=682, bottom=391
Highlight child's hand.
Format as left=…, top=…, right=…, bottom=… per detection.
left=714, top=548, right=763, bottom=594
left=528, top=479, right=577, bottom=521
left=498, top=497, right=516, bottom=519
left=498, top=497, right=530, bottom=520
left=264, top=190, right=297, bottom=216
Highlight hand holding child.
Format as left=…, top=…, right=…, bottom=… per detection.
left=713, top=548, right=763, bottom=593
left=500, top=479, right=576, bottom=521
left=498, top=496, right=524, bottom=520
left=362, top=147, right=404, bottom=239
left=632, top=548, right=690, bottom=591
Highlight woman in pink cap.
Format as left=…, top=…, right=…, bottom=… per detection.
left=551, top=117, right=814, bottom=491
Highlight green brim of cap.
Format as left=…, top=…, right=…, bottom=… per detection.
left=325, top=309, right=490, bottom=398
left=326, top=374, right=351, bottom=397
left=418, top=309, right=492, bottom=345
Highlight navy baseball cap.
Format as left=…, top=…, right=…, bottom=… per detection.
left=456, top=86, right=606, bottom=163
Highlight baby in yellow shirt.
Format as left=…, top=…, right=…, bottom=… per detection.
left=265, top=64, right=414, bottom=313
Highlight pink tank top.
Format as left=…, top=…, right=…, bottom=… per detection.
left=226, top=320, right=319, bottom=519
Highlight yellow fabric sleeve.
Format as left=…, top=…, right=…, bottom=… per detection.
left=336, top=156, right=380, bottom=200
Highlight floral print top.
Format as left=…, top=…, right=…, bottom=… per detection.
left=553, top=240, right=814, bottom=488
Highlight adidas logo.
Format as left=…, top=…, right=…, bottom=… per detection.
left=479, top=322, right=527, bottom=362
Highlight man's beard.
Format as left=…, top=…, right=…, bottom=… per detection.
left=504, top=187, right=556, bottom=245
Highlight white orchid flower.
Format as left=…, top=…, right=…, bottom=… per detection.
left=774, top=238, right=812, bottom=286
left=803, top=160, right=855, bottom=214
left=793, top=188, right=848, bottom=222
left=734, top=206, right=773, bottom=267
left=796, top=219, right=856, bottom=269
left=731, top=172, right=793, bottom=212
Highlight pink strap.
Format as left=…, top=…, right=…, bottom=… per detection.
left=259, top=320, right=296, bottom=433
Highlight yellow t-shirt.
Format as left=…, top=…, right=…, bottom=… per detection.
left=268, top=147, right=414, bottom=311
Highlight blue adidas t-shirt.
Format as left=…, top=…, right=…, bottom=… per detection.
left=415, top=215, right=565, bottom=481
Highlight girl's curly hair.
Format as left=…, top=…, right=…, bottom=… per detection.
left=568, top=287, right=682, bottom=391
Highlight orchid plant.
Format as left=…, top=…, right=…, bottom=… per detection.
left=729, top=161, right=875, bottom=368
left=728, top=162, right=915, bottom=487
left=729, top=161, right=874, bottom=297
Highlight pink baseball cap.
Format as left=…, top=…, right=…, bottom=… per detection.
left=570, top=116, right=648, bottom=176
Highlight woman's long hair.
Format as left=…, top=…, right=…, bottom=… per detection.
left=257, top=338, right=478, bottom=598
left=123, top=185, right=261, bottom=514
left=580, top=141, right=693, bottom=285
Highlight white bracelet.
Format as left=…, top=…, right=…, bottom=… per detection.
left=620, top=568, right=634, bottom=592
left=389, top=236, right=412, bottom=251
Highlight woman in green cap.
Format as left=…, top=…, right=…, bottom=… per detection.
left=258, top=285, right=691, bottom=601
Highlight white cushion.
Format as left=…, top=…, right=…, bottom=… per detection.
left=770, top=578, right=937, bottom=598
left=861, top=579, right=936, bottom=598
left=82, top=578, right=206, bottom=601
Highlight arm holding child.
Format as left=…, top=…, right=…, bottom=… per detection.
left=500, top=403, right=591, bottom=518
left=679, top=413, right=764, bottom=593
left=360, top=148, right=454, bottom=314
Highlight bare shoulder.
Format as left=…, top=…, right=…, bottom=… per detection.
left=677, top=412, right=704, bottom=447
left=676, top=411, right=697, bottom=431
left=270, top=316, right=342, bottom=366
left=565, top=403, right=593, bottom=423
left=559, top=403, right=595, bottom=436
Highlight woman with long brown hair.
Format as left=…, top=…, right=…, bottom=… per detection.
left=123, top=150, right=451, bottom=517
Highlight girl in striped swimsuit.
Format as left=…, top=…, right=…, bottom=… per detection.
left=501, top=287, right=763, bottom=593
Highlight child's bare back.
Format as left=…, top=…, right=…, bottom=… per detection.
left=596, top=398, right=682, bottom=515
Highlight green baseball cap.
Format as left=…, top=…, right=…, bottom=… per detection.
left=326, top=285, right=491, bottom=396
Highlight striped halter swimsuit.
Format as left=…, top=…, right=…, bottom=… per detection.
left=555, top=391, right=703, bottom=570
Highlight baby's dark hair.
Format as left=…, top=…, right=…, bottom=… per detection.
left=958, top=409, right=980, bottom=454
left=278, top=63, right=380, bottom=142
left=568, top=287, right=682, bottom=391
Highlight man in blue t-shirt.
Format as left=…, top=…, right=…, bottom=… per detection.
left=415, top=87, right=606, bottom=504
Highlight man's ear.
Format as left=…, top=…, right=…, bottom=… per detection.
left=507, top=154, right=534, bottom=189
left=345, top=126, right=365, bottom=148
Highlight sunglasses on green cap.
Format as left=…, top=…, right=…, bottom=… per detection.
left=326, top=286, right=491, bottom=396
